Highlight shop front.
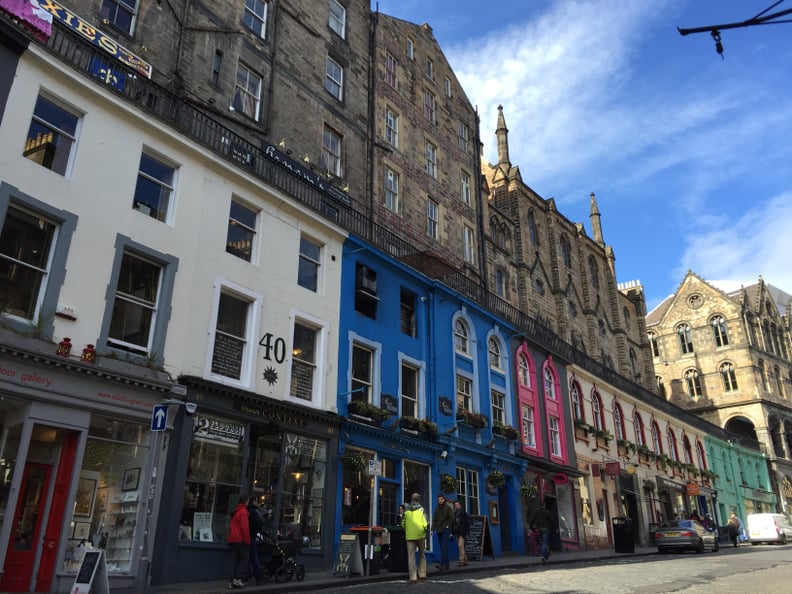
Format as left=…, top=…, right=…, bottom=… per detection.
left=150, top=377, right=340, bottom=585
left=521, top=466, right=582, bottom=554
left=0, top=346, right=171, bottom=593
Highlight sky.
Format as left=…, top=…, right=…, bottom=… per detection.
left=373, top=0, right=792, bottom=311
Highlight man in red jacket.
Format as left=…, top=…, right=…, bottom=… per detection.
left=227, top=495, right=250, bottom=589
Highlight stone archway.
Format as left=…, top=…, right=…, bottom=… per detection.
left=724, top=415, right=758, bottom=441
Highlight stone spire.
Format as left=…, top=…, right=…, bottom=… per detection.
left=496, top=105, right=510, bottom=168
left=590, top=192, right=604, bottom=247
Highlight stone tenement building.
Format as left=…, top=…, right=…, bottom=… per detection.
left=483, top=106, right=655, bottom=394
left=647, top=272, right=792, bottom=513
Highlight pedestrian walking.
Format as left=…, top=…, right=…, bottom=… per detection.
left=453, top=500, right=470, bottom=566
left=246, top=496, right=265, bottom=585
left=529, top=501, right=556, bottom=562
left=728, top=512, right=742, bottom=547
left=227, top=495, right=250, bottom=589
left=432, top=494, right=454, bottom=570
left=401, top=492, right=428, bottom=585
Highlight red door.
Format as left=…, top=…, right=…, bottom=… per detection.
left=36, top=432, right=79, bottom=592
left=0, top=463, right=52, bottom=592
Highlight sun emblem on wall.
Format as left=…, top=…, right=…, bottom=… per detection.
left=263, top=367, right=278, bottom=385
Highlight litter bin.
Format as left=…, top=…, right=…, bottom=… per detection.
left=612, top=517, right=634, bottom=553
left=350, top=526, right=385, bottom=575
left=384, top=527, right=408, bottom=573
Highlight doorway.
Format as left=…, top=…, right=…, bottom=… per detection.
left=0, top=424, right=79, bottom=593
left=498, top=486, right=511, bottom=552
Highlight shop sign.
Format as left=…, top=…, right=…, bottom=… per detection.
left=686, top=481, right=700, bottom=496
left=38, top=0, right=153, bottom=78
left=192, top=512, right=214, bottom=542
left=193, top=414, right=244, bottom=446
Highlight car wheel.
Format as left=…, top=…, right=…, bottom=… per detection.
left=713, top=539, right=719, bottom=552
left=696, top=539, right=704, bottom=554
left=781, top=534, right=787, bottom=545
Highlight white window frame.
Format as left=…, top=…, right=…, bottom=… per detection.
left=24, top=94, right=80, bottom=177
left=243, top=0, right=268, bottom=38
left=328, top=0, right=346, bottom=38
left=456, top=374, right=472, bottom=413
left=463, top=225, right=475, bottom=264
left=205, top=278, right=262, bottom=389
left=522, top=405, right=536, bottom=447
left=386, top=52, right=398, bottom=88
left=325, top=56, right=344, bottom=101
left=444, top=76, right=452, bottom=97
left=549, top=416, right=561, bottom=456
left=488, top=336, right=501, bottom=369
left=491, top=390, right=505, bottom=426
left=460, top=170, right=471, bottom=205
left=385, top=168, right=399, bottom=213
left=425, top=140, right=437, bottom=178
left=322, top=125, right=342, bottom=176
left=288, top=310, right=328, bottom=407
left=385, top=108, right=399, bottom=148
left=297, top=235, right=322, bottom=292
left=406, top=37, right=414, bottom=60
left=132, top=150, right=177, bottom=223
left=399, top=353, right=425, bottom=418
left=347, top=333, right=382, bottom=407
left=458, top=122, right=469, bottom=152
left=226, top=198, right=258, bottom=262
left=454, top=318, right=469, bottom=354
left=233, top=62, right=262, bottom=120
left=424, top=91, right=436, bottom=123
left=100, top=0, right=137, bottom=35
left=427, top=198, right=438, bottom=239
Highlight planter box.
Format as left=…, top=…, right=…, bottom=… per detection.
left=574, top=427, right=590, bottom=442
left=595, top=436, right=610, bottom=450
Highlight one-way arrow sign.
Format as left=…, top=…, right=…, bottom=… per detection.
left=151, top=404, right=168, bottom=431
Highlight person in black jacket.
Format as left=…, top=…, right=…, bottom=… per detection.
left=453, top=500, right=470, bottom=566
left=247, top=496, right=265, bottom=584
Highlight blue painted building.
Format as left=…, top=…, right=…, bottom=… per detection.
left=335, top=237, right=528, bottom=563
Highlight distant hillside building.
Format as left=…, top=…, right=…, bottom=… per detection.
left=647, top=272, right=792, bottom=514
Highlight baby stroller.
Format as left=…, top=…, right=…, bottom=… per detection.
left=259, top=533, right=305, bottom=583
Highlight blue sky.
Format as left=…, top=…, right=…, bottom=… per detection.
left=374, top=0, right=792, bottom=310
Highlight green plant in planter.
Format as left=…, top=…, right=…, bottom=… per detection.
left=685, top=463, right=699, bottom=477
left=418, top=419, right=438, bottom=437
left=520, top=483, right=539, bottom=501
left=456, top=409, right=489, bottom=429
left=574, top=418, right=592, bottom=433
left=637, top=444, right=655, bottom=459
left=440, top=473, right=458, bottom=493
left=493, top=422, right=519, bottom=440
left=594, top=429, right=613, bottom=443
left=642, top=479, right=656, bottom=492
left=341, top=453, right=365, bottom=471
left=347, top=400, right=392, bottom=422
left=399, top=416, right=421, bottom=430
left=487, top=470, right=506, bottom=488
left=617, top=439, right=636, bottom=454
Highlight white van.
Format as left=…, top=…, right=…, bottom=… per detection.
left=746, top=513, right=792, bottom=544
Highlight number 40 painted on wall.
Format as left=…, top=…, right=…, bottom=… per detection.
left=259, top=333, right=286, bottom=363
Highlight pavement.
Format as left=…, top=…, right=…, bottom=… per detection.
left=128, top=545, right=658, bottom=594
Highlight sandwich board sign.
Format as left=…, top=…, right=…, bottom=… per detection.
left=71, top=550, right=109, bottom=594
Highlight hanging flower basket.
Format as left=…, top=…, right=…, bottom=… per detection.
left=440, top=473, right=458, bottom=494
left=487, top=471, right=506, bottom=488
left=341, top=453, right=365, bottom=471
left=520, top=483, right=539, bottom=501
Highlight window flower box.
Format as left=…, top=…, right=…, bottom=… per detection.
left=456, top=409, right=489, bottom=429
left=347, top=400, right=392, bottom=423
left=492, top=422, right=519, bottom=440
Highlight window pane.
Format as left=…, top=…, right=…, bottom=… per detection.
left=291, top=323, right=317, bottom=400
left=226, top=201, right=256, bottom=261
left=24, top=95, right=78, bottom=175
left=298, top=237, right=320, bottom=291
left=133, top=153, right=174, bottom=222
left=0, top=206, right=56, bottom=319
left=108, top=253, right=160, bottom=353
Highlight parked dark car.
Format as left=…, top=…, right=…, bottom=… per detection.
left=654, top=519, right=719, bottom=554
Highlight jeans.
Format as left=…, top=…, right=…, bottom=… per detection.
left=249, top=540, right=263, bottom=581
left=406, top=539, right=426, bottom=581
left=229, top=541, right=250, bottom=580
left=437, top=527, right=451, bottom=568
left=539, top=528, right=550, bottom=559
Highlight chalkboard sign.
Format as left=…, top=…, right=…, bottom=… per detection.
left=464, top=514, right=494, bottom=561
left=333, top=533, right=363, bottom=577
left=72, top=549, right=109, bottom=594
left=211, top=333, right=243, bottom=379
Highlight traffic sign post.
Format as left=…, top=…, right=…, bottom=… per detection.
left=151, top=404, right=168, bottom=431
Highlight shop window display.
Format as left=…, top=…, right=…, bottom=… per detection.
left=63, top=415, right=150, bottom=574
left=180, top=414, right=244, bottom=543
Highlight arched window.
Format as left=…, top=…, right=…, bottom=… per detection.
left=667, top=428, right=679, bottom=461
left=720, top=362, right=738, bottom=391
left=772, top=324, right=781, bottom=355
left=651, top=421, right=663, bottom=455
left=488, top=336, right=502, bottom=369
left=588, top=255, right=599, bottom=289
left=677, top=323, right=694, bottom=354
left=544, top=367, right=556, bottom=399
left=682, top=435, right=693, bottom=464
left=711, top=315, right=729, bottom=347
left=746, top=312, right=757, bottom=345
left=648, top=332, right=660, bottom=358
left=591, top=390, right=604, bottom=431
left=763, top=320, right=773, bottom=353
left=571, top=381, right=583, bottom=420
left=775, top=365, right=784, bottom=397
left=495, top=269, right=507, bottom=297
left=685, top=369, right=702, bottom=398
left=623, top=307, right=631, bottom=330
left=656, top=375, right=666, bottom=398
left=629, top=348, right=638, bottom=381
left=528, top=210, right=538, bottom=246
left=633, top=411, right=645, bottom=446
left=696, top=441, right=707, bottom=470
left=759, top=359, right=769, bottom=391
left=518, top=354, right=531, bottom=387
left=613, top=402, right=625, bottom=441
left=453, top=318, right=469, bottom=354
left=560, top=235, right=571, bottom=268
